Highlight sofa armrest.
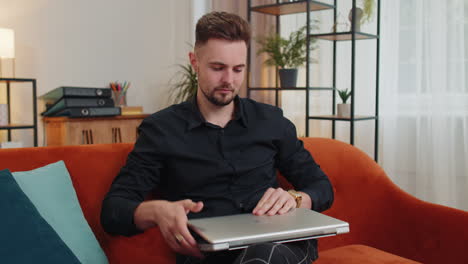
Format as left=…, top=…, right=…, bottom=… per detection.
left=301, top=138, right=468, bottom=264
left=361, top=178, right=468, bottom=264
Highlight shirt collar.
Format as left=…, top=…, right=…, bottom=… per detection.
left=185, top=95, right=248, bottom=131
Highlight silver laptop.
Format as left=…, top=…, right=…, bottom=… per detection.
left=188, top=208, right=350, bottom=251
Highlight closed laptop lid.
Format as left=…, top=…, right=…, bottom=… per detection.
left=188, top=208, right=349, bottom=251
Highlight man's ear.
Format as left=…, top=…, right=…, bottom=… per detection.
left=189, top=51, right=198, bottom=73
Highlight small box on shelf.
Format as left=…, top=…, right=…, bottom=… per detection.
left=0, top=104, right=8, bottom=126
left=0, top=141, right=23, bottom=149
left=120, top=106, right=143, bottom=116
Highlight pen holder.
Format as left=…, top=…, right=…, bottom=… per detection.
left=112, top=91, right=127, bottom=107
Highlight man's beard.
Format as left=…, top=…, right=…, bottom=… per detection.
left=200, top=84, right=236, bottom=106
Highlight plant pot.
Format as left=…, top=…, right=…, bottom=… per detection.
left=337, top=104, right=351, bottom=117
left=279, top=68, right=298, bottom=88
left=348, top=7, right=363, bottom=31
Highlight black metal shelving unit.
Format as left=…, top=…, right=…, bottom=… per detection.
left=0, top=78, right=38, bottom=147
left=247, top=0, right=380, bottom=161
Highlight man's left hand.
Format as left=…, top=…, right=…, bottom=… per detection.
left=252, top=187, right=296, bottom=216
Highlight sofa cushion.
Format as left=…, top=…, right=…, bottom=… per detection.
left=316, top=244, right=421, bottom=264
left=0, top=169, right=80, bottom=263
left=12, top=160, right=108, bottom=264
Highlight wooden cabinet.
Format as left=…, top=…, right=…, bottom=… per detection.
left=43, top=114, right=148, bottom=146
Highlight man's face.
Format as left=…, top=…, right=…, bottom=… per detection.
left=190, top=39, right=247, bottom=107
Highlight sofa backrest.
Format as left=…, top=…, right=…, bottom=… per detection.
left=0, top=138, right=392, bottom=253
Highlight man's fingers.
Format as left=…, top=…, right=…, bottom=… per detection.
left=266, top=196, right=288, bottom=216
left=163, top=229, right=183, bottom=253
left=172, top=235, right=203, bottom=258
left=253, top=188, right=275, bottom=214
left=191, top=201, right=204, bottom=213
left=180, top=199, right=195, bottom=208
left=167, top=221, right=203, bottom=258
left=254, top=188, right=297, bottom=216
left=175, top=232, right=203, bottom=257
left=255, top=188, right=283, bottom=215
left=257, top=188, right=274, bottom=206
left=277, top=199, right=295, bottom=215
left=157, top=200, right=204, bottom=258
left=180, top=200, right=204, bottom=214
left=176, top=219, right=197, bottom=246
left=174, top=225, right=204, bottom=258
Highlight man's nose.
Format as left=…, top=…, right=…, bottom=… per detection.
left=221, top=70, right=234, bottom=84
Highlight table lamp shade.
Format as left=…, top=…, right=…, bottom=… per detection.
left=0, top=28, right=15, bottom=58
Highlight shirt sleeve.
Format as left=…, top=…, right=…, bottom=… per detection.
left=101, top=117, right=164, bottom=236
left=275, top=115, right=334, bottom=212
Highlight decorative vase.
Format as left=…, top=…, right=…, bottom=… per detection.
left=337, top=104, right=351, bottom=117
left=348, top=7, right=364, bottom=31
left=278, top=68, right=298, bottom=88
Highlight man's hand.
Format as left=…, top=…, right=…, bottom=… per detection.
left=134, top=199, right=204, bottom=258
left=252, top=187, right=296, bottom=216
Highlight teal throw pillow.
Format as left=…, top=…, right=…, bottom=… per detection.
left=12, top=161, right=108, bottom=264
left=0, top=169, right=80, bottom=263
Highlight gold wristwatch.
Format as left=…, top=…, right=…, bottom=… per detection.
left=287, top=190, right=302, bottom=208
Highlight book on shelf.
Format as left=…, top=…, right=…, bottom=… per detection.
left=41, top=97, right=115, bottom=116
left=53, top=107, right=121, bottom=118
left=40, top=86, right=112, bottom=103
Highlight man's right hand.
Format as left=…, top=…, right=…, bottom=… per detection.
left=134, top=199, right=204, bottom=258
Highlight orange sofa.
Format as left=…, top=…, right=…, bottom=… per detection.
left=1, top=138, right=467, bottom=264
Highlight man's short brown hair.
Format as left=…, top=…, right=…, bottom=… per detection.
left=195, top=11, right=251, bottom=48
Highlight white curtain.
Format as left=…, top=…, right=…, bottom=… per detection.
left=380, top=0, right=468, bottom=211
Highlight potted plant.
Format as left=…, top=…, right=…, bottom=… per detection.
left=337, top=88, right=351, bottom=117
left=169, top=63, right=198, bottom=104
left=256, top=25, right=318, bottom=88
left=348, top=0, right=375, bottom=31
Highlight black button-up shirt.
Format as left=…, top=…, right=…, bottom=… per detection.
left=101, top=97, right=334, bottom=236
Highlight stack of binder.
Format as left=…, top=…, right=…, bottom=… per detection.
left=40, top=86, right=121, bottom=117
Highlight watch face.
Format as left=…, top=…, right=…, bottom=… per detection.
left=289, top=190, right=300, bottom=198
left=288, top=190, right=302, bottom=208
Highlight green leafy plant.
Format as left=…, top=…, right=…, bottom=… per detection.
left=256, top=24, right=318, bottom=69
left=360, top=0, right=375, bottom=24
left=337, top=88, right=351, bottom=104
left=169, top=63, right=198, bottom=104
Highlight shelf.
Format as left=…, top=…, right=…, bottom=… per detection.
left=249, top=87, right=306, bottom=91
left=0, top=78, right=36, bottom=83
left=0, top=124, right=35, bottom=129
left=311, top=31, right=378, bottom=41
left=249, top=87, right=334, bottom=91
left=0, top=78, right=38, bottom=146
left=247, top=0, right=380, bottom=161
left=251, top=0, right=334, bottom=16
left=43, top=114, right=150, bottom=122
left=308, top=87, right=335, bottom=91
left=308, top=115, right=377, bottom=121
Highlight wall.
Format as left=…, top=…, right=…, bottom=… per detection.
left=0, top=0, right=194, bottom=147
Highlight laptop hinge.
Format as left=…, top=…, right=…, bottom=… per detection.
left=336, top=226, right=350, bottom=234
